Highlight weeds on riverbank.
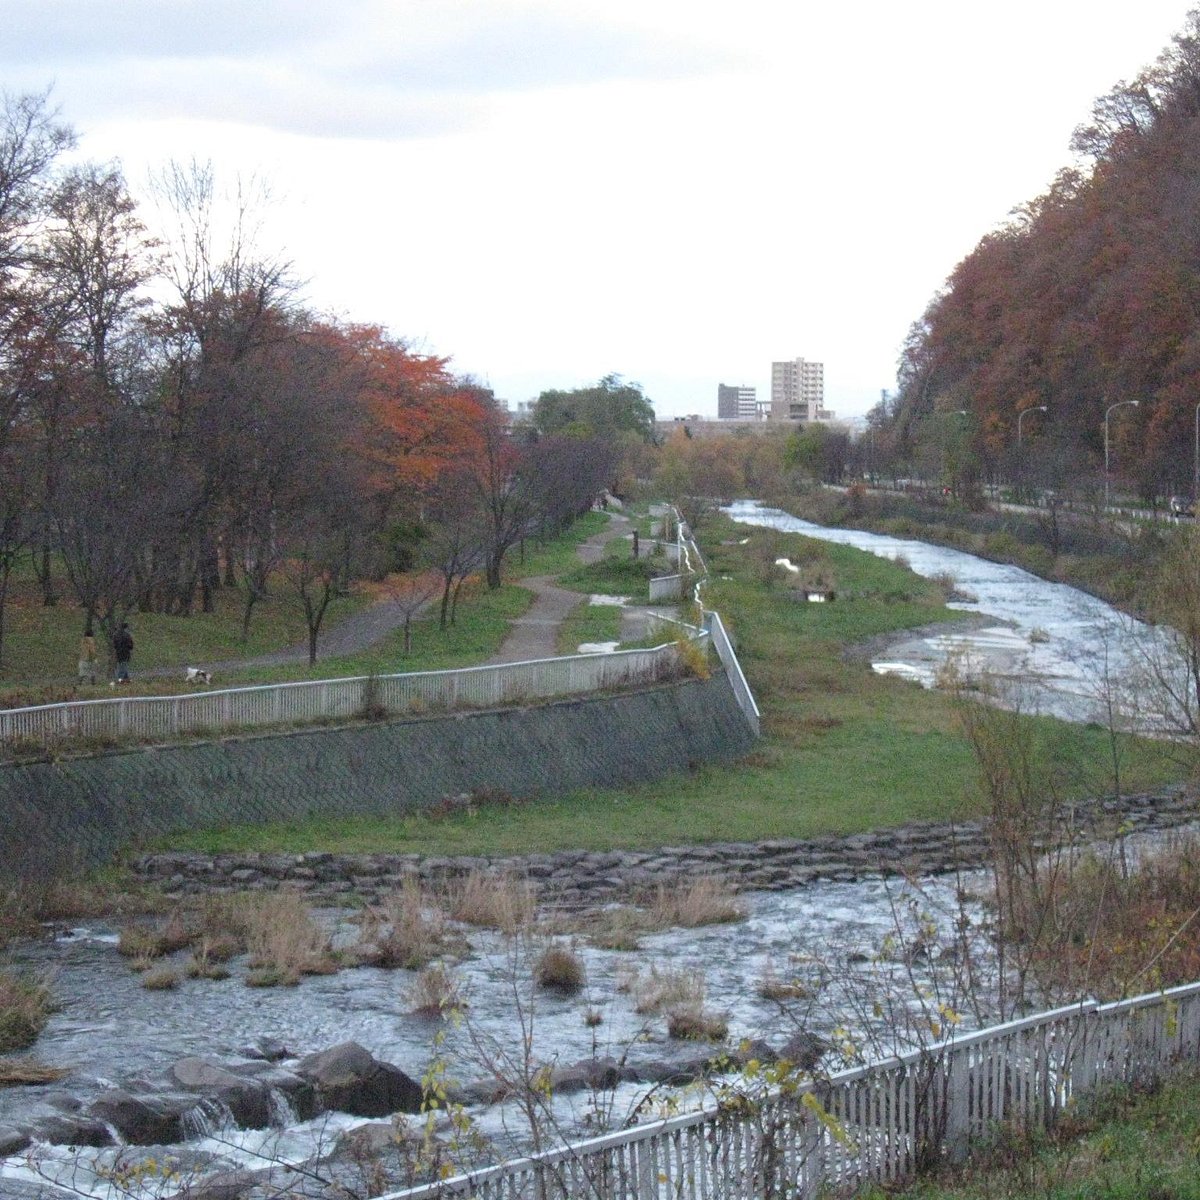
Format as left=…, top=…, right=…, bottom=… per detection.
left=245, top=893, right=338, bottom=985
left=852, top=1067, right=1200, bottom=1200
left=647, top=876, right=746, bottom=927
left=0, top=971, right=53, bottom=1052
left=355, top=881, right=456, bottom=969
left=447, top=872, right=535, bottom=933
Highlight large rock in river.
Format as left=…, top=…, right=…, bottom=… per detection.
left=296, top=1041, right=423, bottom=1117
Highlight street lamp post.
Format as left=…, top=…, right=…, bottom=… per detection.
left=1017, top=405, right=1048, bottom=446
left=1193, top=402, right=1199, bottom=505
left=1104, top=399, right=1140, bottom=510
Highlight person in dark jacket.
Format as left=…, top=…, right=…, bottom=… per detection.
left=113, top=621, right=134, bottom=683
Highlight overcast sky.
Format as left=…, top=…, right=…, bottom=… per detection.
left=2, top=0, right=1192, bottom=420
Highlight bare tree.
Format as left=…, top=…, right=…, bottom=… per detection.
left=423, top=472, right=488, bottom=629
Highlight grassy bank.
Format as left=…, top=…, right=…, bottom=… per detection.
left=0, top=511, right=612, bottom=708
left=161, top=513, right=1179, bottom=857
left=855, top=1067, right=1200, bottom=1199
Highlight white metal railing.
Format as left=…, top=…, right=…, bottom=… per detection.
left=656, top=505, right=757, bottom=736
left=380, top=981, right=1200, bottom=1200
left=703, top=609, right=760, bottom=737
left=0, top=644, right=690, bottom=745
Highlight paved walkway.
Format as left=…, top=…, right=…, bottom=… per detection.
left=488, top=512, right=663, bottom=664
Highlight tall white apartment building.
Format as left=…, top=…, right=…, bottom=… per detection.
left=770, top=357, right=833, bottom=422
left=717, top=383, right=758, bottom=419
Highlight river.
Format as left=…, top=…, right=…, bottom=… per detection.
left=725, top=500, right=1167, bottom=725
left=0, top=503, right=1185, bottom=1198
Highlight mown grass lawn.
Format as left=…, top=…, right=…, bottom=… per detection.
left=0, top=511, right=612, bottom=706
left=162, top=512, right=1180, bottom=857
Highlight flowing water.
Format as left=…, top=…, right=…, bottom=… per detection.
left=725, top=500, right=1168, bottom=724
left=2, top=504, right=1185, bottom=1196
left=3, top=872, right=981, bottom=1195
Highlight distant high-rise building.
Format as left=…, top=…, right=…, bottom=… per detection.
left=770, top=358, right=833, bottom=422
left=717, top=383, right=758, bottom=419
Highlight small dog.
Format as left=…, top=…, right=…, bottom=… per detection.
left=185, top=667, right=213, bottom=685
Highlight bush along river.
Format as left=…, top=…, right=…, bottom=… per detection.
left=3, top=506, right=1197, bottom=1199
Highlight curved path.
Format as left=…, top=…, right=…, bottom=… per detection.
left=144, top=510, right=654, bottom=679
left=487, top=511, right=661, bottom=663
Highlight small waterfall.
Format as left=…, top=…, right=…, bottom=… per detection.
left=267, top=1086, right=299, bottom=1128
left=181, top=1096, right=237, bottom=1140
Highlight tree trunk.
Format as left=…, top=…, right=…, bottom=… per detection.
left=451, top=576, right=466, bottom=624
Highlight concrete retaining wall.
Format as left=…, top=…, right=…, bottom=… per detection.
left=0, top=675, right=755, bottom=875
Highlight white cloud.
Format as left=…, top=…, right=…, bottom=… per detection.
left=3, top=0, right=1192, bottom=418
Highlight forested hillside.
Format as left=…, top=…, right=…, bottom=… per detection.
left=883, top=9, right=1200, bottom=501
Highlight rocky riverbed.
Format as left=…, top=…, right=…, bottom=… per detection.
left=5, top=789, right=1196, bottom=1200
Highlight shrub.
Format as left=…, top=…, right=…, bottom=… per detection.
left=447, top=872, right=534, bottom=934
left=244, top=893, right=338, bottom=984
left=535, top=944, right=586, bottom=994
left=355, top=880, right=451, bottom=969
left=140, top=965, right=180, bottom=991
left=649, top=877, right=746, bottom=928
left=582, top=906, right=647, bottom=951
left=118, top=909, right=196, bottom=962
left=185, top=938, right=234, bottom=980
left=0, top=972, right=53, bottom=1052
left=667, top=1006, right=728, bottom=1041
left=409, top=963, right=465, bottom=1016
left=633, top=965, right=705, bottom=1015
left=118, top=925, right=164, bottom=961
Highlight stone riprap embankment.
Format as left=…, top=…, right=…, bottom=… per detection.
left=0, top=675, right=754, bottom=875
left=134, top=788, right=1197, bottom=908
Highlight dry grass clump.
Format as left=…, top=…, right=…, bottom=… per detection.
left=583, top=1008, right=603, bottom=1028
left=244, top=893, right=338, bottom=987
left=195, top=894, right=256, bottom=946
left=355, top=881, right=453, bottom=969
left=186, top=938, right=234, bottom=981
left=117, top=909, right=196, bottom=964
left=582, top=906, right=648, bottom=951
left=447, top=872, right=535, bottom=934
left=632, top=965, right=705, bottom=1015
left=667, top=1007, right=728, bottom=1042
left=535, top=944, right=586, bottom=994
left=648, top=877, right=747, bottom=929
left=118, top=925, right=164, bottom=961
left=140, top=965, right=180, bottom=991
left=0, top=972, right=54, bottom=1053
left=0, top=1056, right=70, bottom=1087
left=757, top=963, right=812, bottom=1002
left=409, top=963, right=465, bottom=1017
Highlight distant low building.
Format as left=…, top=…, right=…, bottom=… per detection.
left=656, top=417, right=781, bottom=440
left=770, top=357, right=835, bottom=423
left=717, top=383, right=758, bottom=420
